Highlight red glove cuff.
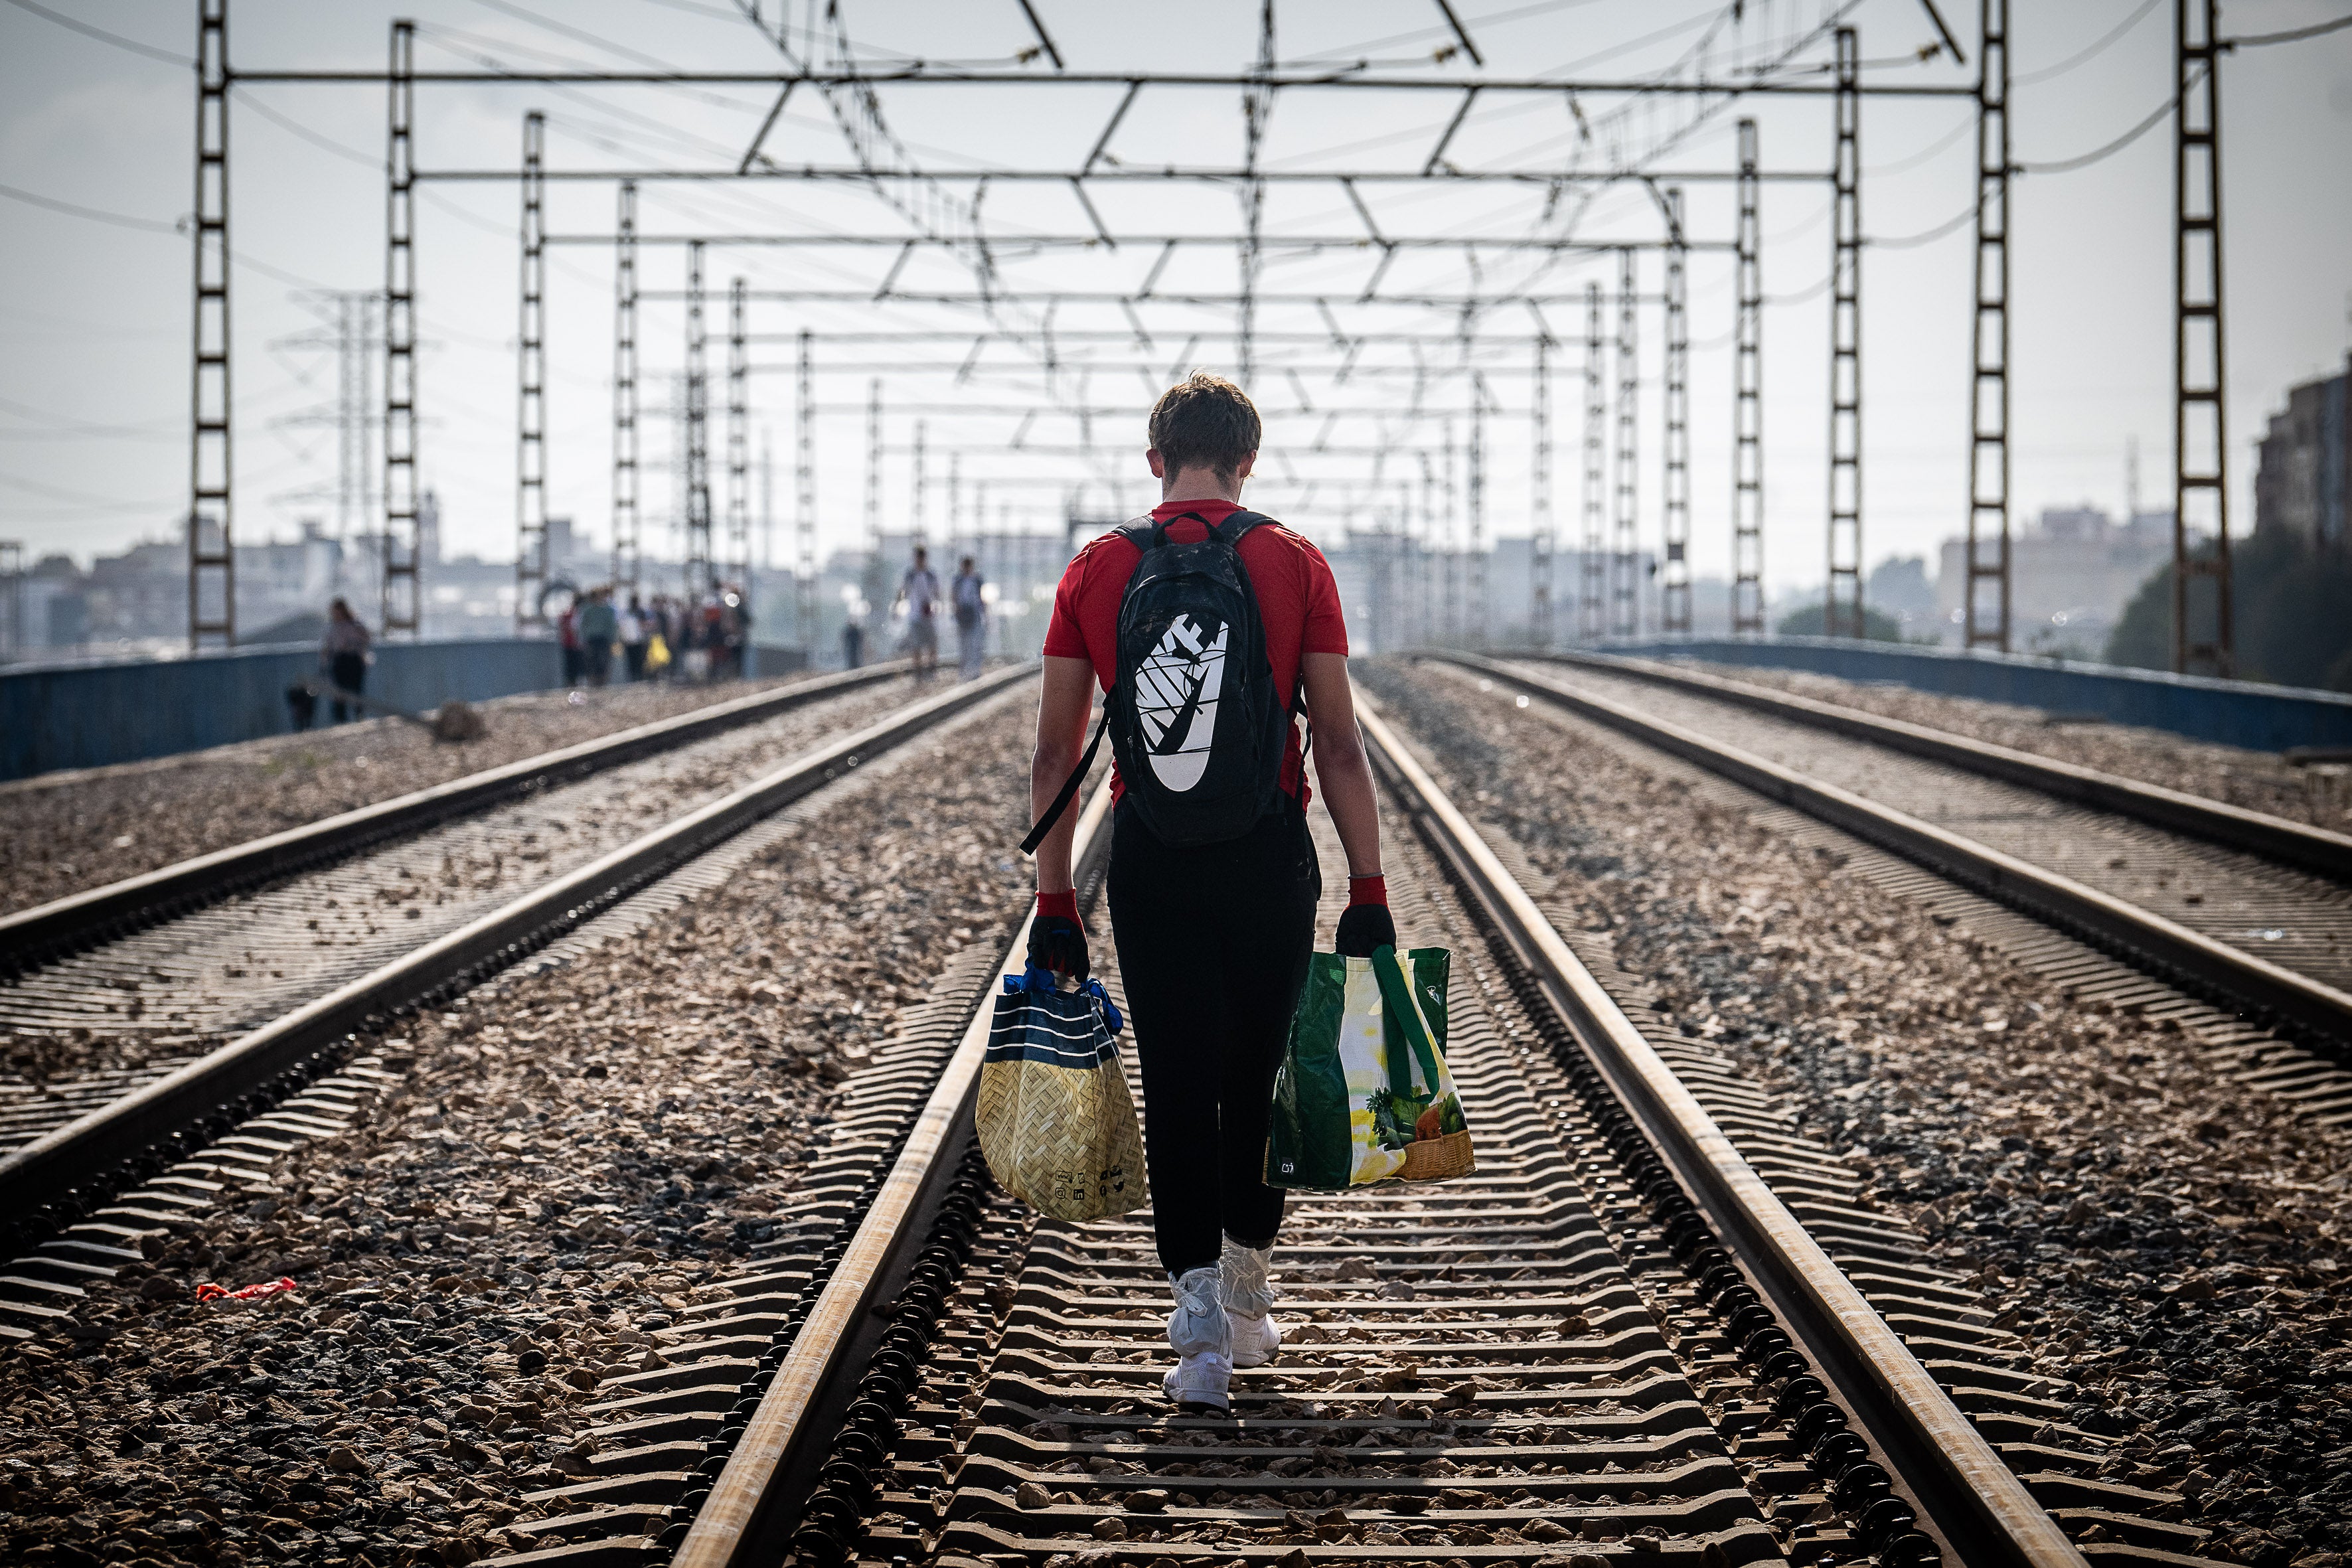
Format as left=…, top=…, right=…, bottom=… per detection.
left=1036, top=890, right=1079, bottom=923
left=1346, top=875, right=1387, bottom=908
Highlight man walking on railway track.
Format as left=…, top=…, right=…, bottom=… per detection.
left=1024, top=370, right=1393, bottom=1415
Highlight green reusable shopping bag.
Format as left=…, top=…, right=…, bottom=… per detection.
left=1265, top=944, right=1474, bottom=1190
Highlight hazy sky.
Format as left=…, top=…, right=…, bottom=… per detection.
left=3, top=0, right=2349, bottom=598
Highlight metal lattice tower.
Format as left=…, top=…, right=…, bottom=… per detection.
left=2174, top=0, right=2232, bottom=676
left=1967, top=0, right=2011, bottom=652
left=1732, top=118, right=1765, bottom=636
left=726, top=278, right=751, bottom=589
left=864, top=379, right=883, bottom=576
left=333, top=294, right=378, bottom=574
left=189, top=0, right=233, bottom=651
left=1529, top=335, right=1553, bottom=649
left=1826, top=28, right=1863, bottom=641
left=1661, top=189, right=1692, bottom=635
left=1466, top=382, right=1486, bottom=647
left=759, top=430, right=774, bottom=584
left=1610, top=248, right=1640, bottom=639
left=516, top=112, right=548, bottom=632
left=682, top=240, right=713, bottom=597
left=382, top=20, right=420, bottom=639
left=911, top=420, right=927, bottom=554
left=0, top=542, right=22, bottom=654
left=1580, top=281, right=1606, bottom=643
left=1441, top=420, right=1458, bottom=645
left=611, top=182, right=639, bottom=593
left=795, top=327, right=817, bottom=647
left=1417, top=451, right=1437, bottom=648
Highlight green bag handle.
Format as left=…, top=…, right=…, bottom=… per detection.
left=1370, top=945, right=1445, bottom=1097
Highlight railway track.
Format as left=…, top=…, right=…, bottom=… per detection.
left=0, top=663, right=911, bottom=973
left=0, top=666, right=1034, bottom=1324
left=0, top=666, right=927, bottom=1164
left=1441, top=651, right=2352, bottom=1056
left=485, top=700, right=2190, bottom=1567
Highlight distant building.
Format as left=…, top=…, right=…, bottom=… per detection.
left=2254, top=356, right=2349, bottom=550
left=1934, top=505, right=2175, bottom=655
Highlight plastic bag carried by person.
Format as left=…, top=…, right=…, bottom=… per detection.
left=977, top=970, right=1148, bottom=1221
left=1265, top=943, right=1474, bottom=1189
left=645, top=632, right=671, bottom=674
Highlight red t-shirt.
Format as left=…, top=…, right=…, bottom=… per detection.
left=1042, top=498, right=1349, bottom=807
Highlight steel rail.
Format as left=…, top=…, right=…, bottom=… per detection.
left=0, top=664, right=1036, bottom=1219
left=1447, top=651, right=2352, bottom=1048
left=671, top=775, right=1117, bottom=1568
left=1358, top=698, right=2088, bottom=1568
left=1526, top=649, right=2352, bottom=883
left=0, top=663, right=911, bottom=972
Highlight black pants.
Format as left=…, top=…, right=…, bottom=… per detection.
left=329, top=653, right=366, bottom=723
left=1107, top=799, right=1320, bottom=1277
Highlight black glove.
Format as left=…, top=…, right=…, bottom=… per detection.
left=1027, top=915, right=1089, bottom=980
left=1334, top=902, right=1397, bottom=959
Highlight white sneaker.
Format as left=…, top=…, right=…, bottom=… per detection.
left=1161, top=1350, right=1233, bottom=1413
left=1219, top=1236, right=1281, bottom=1369
left=1165, top=1265, right=1231, bottom=1412
left=1229, top=1310, right=1283, bottom=1370
left=1166, top=1265, right=1229, bottom=1356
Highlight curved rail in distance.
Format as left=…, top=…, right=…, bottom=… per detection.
left=0, top=662, right=911, bottom=970
left=1443, top=651, right=2352, bottom=1050
left=1520, top=648, right=2352, bottom=883
left=1359, top=696, right=2088, bottom=1568
left=0, top=665, right=1034, bottom=1220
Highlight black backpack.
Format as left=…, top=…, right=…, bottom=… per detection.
left=1022, top=509, right=1304, bottom=853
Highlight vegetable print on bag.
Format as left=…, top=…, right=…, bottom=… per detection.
left=1266, top=943, right=1476, bottom=1190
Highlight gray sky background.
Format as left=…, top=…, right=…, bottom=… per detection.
left=2, top=0, right=2349, bottom=599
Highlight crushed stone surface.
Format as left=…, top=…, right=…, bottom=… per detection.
left=1370, top=659, right=2352, bottom=1568
left=1682, top=659, right=2350, bottom=833
left=0, top=690, right=1035, bottom=1568
left=1, top=674, right=847, bottom=916
left=1, top=676, right=917, bottom=1087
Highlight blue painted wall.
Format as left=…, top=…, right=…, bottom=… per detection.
left=1597, top=637, right=2352, bottom=753
left=0, top=639, right=563, bottom=781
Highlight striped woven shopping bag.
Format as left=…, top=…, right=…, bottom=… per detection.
left=975, top=974, right=1149, bottom=1221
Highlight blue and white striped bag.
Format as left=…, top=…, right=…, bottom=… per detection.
left=975, top=972, right=1148, bottom=1221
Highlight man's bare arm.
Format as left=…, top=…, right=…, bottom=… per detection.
left=1300, top=651, right=1381, bottom=879
left=1030, top=655, right=1099, bottom=896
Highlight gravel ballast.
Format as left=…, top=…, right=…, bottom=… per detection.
left=1370, top=659, right=2352, bottom=1568
left=0, top=673, right=857, bottom=917
left=0, top=687, right=1036, bottom=1567
left=1680, top=658, right=2351, bottom=833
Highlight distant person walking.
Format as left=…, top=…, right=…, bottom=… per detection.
left=319, top=597, right=372, bottom=724
left=619, top=593, right=650, bottom=682
left=951, top=555, right=987, bottom=680
left=897, top=546, right=941, bottom=678
left=558, top=598, right=584, bottom=686
left=578, top=588, right=618, bottom=687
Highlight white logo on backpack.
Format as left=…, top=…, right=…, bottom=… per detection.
left=1136, top=614, right=1227, bottom=793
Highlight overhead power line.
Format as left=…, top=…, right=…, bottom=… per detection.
left=0, top=179, right=180, bottom=234
left=2014, top=0, right=2162, bottom=87
left=2, top=0, right=187, bottom=66
left=2017, top=66, right=2201, bottom=175
left=2227, top=12, right=2352, bottom=46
